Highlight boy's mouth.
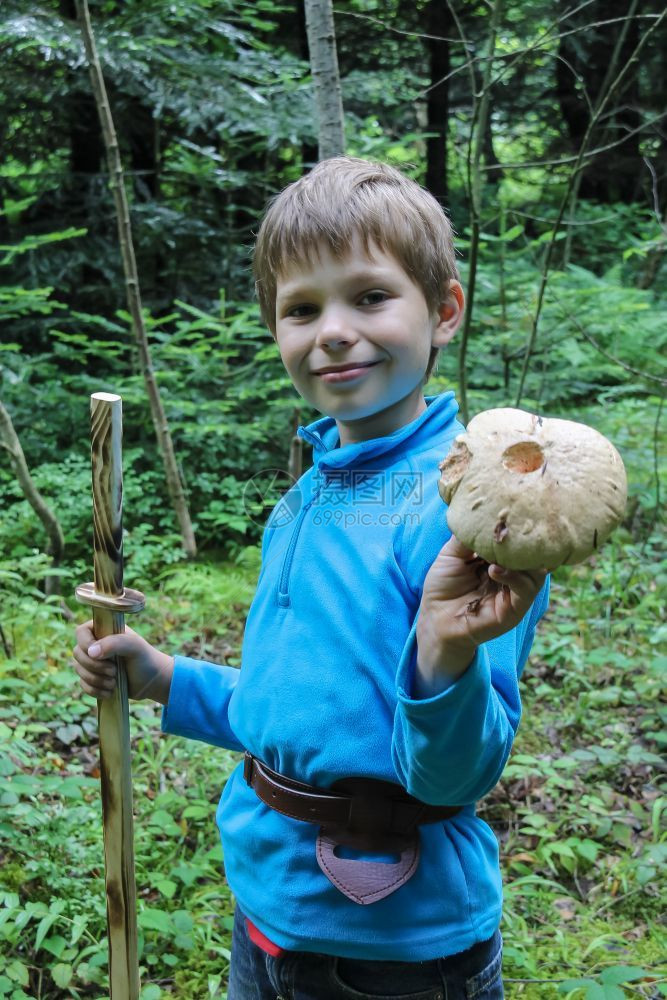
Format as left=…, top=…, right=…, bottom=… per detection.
left=313, top=361, right=380, bottom=376
left=314, top=361, right=381, bottom=385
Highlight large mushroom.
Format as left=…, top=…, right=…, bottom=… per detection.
left=438, top=408, right=627, bottom=570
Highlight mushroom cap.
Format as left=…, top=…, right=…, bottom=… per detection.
left=438, top=408, right=627, bottom=570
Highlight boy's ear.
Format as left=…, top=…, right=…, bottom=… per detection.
left=432, top=280, right=465, bottom=348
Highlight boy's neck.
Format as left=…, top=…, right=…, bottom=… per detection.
left=335, top=390, right=428, bottom=447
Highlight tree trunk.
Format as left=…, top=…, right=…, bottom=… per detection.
left=652, top=8, right=667, bottom=217
left=454, top=0, right=504, bottom=423
left=608, top=8, right=641, bottom=203
left=482, top=113, right=502, bottom=187
left=69, top=88, right=105, bottom=177
left=75, top=0, right=197, bottom=558
left=61, top=0, right=104, bottom=182
left=127, top=96, right=160, bottom=201
left=125, top=94, right=164, bottom=299
left=424, top=1, right=452, bottom=205
left=0, top=400, right=65, bottom=597
left=303, top=0, right=345, bottom=159
left=557, top=0, right=643, bottom=203
left=297, top=0, right=319, bottom=168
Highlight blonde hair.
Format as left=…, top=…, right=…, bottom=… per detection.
left=253, top=158, right=459, bottom=380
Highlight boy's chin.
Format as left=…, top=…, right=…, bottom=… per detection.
left=340, top=390, right=427, bottom=422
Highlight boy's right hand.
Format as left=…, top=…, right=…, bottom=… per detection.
left=73, top=621, right=174, bottom=705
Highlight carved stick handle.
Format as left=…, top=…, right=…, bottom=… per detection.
left=89, top=392, right=140, bottom=999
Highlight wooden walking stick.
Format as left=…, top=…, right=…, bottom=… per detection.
left=75, top=393, right=145, bottom=999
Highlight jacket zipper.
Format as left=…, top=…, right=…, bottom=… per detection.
left=277, top=482, right=326, bottom=607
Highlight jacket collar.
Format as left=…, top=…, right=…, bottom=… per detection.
left=298, top=393, right=459, bottom=471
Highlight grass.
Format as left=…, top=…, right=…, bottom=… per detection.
left=0, top=400, right=664, bottom=1000
left=491, top=534, right=666, bottom=998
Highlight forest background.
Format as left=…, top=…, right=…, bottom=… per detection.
left=0, top=0, right=665, bottom=997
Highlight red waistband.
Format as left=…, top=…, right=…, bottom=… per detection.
left=245, top=917, right=287, bottom=958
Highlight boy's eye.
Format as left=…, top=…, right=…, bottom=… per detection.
left=285, top=303, right=318, bottom=319
left=358, top=290, right=388, bottom=306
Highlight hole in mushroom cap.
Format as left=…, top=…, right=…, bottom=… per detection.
left=502, top=441, right=545, bottom=474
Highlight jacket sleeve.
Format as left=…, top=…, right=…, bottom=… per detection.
left=161, top=656, right=244, bottom=751
left=391, top=580, right=549, bottom=805
left=161, top=521, right=284, bottom=750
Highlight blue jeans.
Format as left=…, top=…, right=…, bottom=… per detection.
left=227, top=907, right=504, bottom=1000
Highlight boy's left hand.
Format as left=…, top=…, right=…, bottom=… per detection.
left=414, top=535, right=547, bottom=697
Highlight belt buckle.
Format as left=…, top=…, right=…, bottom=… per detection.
left=348, top=788, right=393, bottom=836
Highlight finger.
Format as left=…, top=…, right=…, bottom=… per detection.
left=442, top=533, right=478, bottom=561
left=72, top=642, right=116, bottom=673
left=74, top=648, right=116, bottom=686
left=75, top=620, right=96, bottom=650
left=84, top=630, right=137, bottom=662
left=79, top=679, right=114, bottom=700
left=489, top=565, right=547, bottom=607
left=74, top=659, right=117, bottom=699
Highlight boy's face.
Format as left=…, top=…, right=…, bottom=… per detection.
left=274, top=238, right=464, bottom=446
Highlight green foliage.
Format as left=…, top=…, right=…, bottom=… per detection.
left=1, top=0, right=319, bottom=321
left=0, top=293, right=300, bottom=573
left=558, top=966, right=658, bottom=1000
left=0, top=199, right=664, bottom=1000
left=0, top=559, right=249, bottom=997
left=1, top=484, right=666, bottom=996
left=426, top=201, right=666, bottom=414
left=0, top=1, right=665, bottom=995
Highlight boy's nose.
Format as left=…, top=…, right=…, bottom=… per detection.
left=315, top=305, right=358, bottom=349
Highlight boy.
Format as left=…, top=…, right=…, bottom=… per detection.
left=74, top=158, right=548, bottom=999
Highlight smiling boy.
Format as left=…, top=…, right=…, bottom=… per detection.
left=273, top=235, right=463, bottom=447
left=74, top=158, right=548, bottom=999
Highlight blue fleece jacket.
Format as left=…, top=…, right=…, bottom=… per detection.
left=162, top=393, right=549, bottom=960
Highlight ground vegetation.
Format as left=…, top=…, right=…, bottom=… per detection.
left=0, top=1, right=665, bottom=996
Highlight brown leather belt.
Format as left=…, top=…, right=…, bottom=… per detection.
left=243, top=751, right=460, bottom=837
left=243, top=752, right=461, bottom=905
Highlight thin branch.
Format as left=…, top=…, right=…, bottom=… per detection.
left=459, top=0, right=503, bottom=425
left=514, top=6, right=667, bottom=405
left=647, top=395, right=664, bottom=543
left=618, top=393, right=667, bottom=575
left=410, top=13, right=658, bottom=103
left=343, top=8, right=663, bottom=185
left=505, top=978, right=574, bottom=985
left=0, top=623, right=11, bottom=658
left=443, top=7, right=479, bottom=414
left=541, top=274, right=667, bottom=385
left=0, top=399, right=65, bottom=598
left=333, top=0, right=619, bottom=49
left=564, top=0, right=640, bottom=266
left=637, top=157, right=667, bottom=289
left=554, top=52, right=594, bottom=125
left=483, top=111, right=667, bottom=173
left=75, top=0, right=197, bottom=558
left=489, top=14, right=659, bottom=93
left=644, top=155, right=664, bottom=226
left=589, top=885, right=646, bottom=918
left=506, top=208, right=619, bottom=227
left=332, top=9, right=465, bottom=45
